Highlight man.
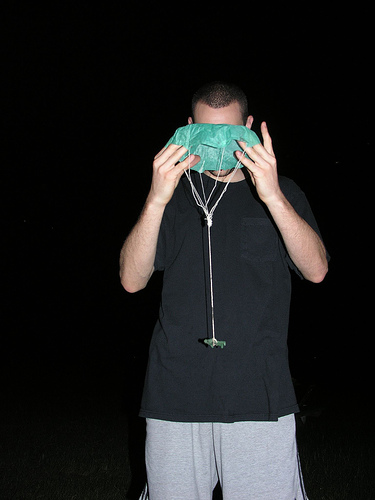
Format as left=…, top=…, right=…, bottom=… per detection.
left=120, top=82, right=328, bottom=499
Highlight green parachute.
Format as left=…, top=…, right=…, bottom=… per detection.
left=165, top=123, right=260, bottom=173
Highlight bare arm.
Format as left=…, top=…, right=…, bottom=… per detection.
left=265, top=193, right=328, bottom=282
left=237, top=122, right=328, bottom=283
left=119, top=196, right=165, bottom=293
left=119, top=145, right=198, bottom=293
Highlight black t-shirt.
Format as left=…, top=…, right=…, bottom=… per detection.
left=140, top=172, right=323, bottom=423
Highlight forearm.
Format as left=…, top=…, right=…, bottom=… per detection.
left=119, top=144, right=197, bottom=293
left=119, top=195, right=166, bottom=293
left=266, top=193, right=328, bottom=283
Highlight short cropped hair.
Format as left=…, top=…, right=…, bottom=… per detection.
left=191, top=81, right=248, bottom=125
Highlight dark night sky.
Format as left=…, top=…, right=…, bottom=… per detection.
left=2, top=4, right=372, bottom=386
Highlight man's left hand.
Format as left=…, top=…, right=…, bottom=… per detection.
left=236, top=122, right=283, bottom=206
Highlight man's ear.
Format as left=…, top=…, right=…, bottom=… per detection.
left=188, top=116, right=194, bottom=124
left=245, top=115, right=254, bottom=129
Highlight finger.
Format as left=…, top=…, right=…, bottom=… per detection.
left=235, top=147, right=261, bottom=173
left=176, top=154, right=200, bottom=172
left=260, top=122, right=275, bottom=156
left=237, top=141, right=263, bottom=164
left=154, top=143, right=183, bottom=160
left=154, top=144, right=188, bottom=167
left=238, top=140, right=274, bottom=167
left=154, top=146, right=166, bottom=159
left=237, top=140, right=251, bottom=154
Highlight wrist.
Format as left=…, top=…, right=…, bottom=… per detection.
left=145, top=191, right=169, bottom=212
left=262, top=189, right=287, bottom=210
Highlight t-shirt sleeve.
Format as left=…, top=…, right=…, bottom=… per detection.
left=279, top=177, right=330, bottom=278
left=154, top=215, right=167, bottom=272
left=153, top=202, right=175, bottom=272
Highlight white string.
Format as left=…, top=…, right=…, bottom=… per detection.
left=207, top=223, right=215, bottom=341
left=184, top=148, right=243, bottom=226
left=184, top=149, right=246, bottom=346
left=201, top=148, right=225, bottom=207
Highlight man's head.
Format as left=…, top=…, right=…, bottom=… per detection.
left=189, top=81, right=253, bottom=128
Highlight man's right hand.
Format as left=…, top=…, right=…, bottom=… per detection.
left=149, top=144, right=199, bottom=207
left=119, top=144, right=199, bottom=293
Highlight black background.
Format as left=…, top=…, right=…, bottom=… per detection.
left=2, top=4, right=372, bottom=400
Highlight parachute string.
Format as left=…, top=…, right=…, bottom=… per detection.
left=200, top=148, right=225, bottom=207
left=184, top=148, right=246, bottom=348
left=207, top=223, right=216, bottom=342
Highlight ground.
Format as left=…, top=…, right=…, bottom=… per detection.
left=1, top=358, right=374, bottom=499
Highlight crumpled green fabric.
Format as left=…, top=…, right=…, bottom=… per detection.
left=164, top=123, right=261, bottom=173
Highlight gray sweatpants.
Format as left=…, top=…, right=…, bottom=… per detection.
left=139, top=414, right=308, bottom=500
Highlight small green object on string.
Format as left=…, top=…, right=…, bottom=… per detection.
left=204, top=338, right=226, bottom=349
left=165, top=123, right=261, bottom=173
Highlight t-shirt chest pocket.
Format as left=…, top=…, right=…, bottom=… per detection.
left=241, top=217, right=279, bottom=262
